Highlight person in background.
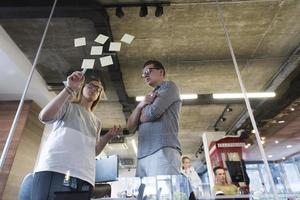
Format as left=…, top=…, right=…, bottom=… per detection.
left=31, top=71, right=122, bottom=200
left=181, top=156, right=203, bottom=197
left=18, top=173, right=33, bottom=200
left=127, top=60, right=182, bottom=177
left=213, top=166, right=238, bottom=195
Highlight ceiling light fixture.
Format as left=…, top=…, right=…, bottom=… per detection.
left=116, top=6, right=125, bottom=18
left=226, top=107, right=233, bottom=112
left=268, top=155, right=273, bottom=158
left=286, top=145, right=293, bottom=148
left=220, top=117, right=226, bottom=122
left=212, top=92, right=276, bottom=99
left=278, top=120, right=285, bottom=124
left=139, top=5, right=148, bottom=17
left=275, top=140, right=279, bottom=144
left=290, top=108, right=295, bottom=111
left=180, top=94, right=198, bottom=100
left=155, top=5, right=163, bottom=17
left=136, top=94, right=198, bottom=101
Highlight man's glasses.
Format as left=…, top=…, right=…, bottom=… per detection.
left=141, top=67, right=159, bottom=78
left=86, top=82, right=102, bottom=92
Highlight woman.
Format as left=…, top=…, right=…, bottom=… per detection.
left=181, top=156, right=203, bottom=197
left=32, top=71, right=121, bottom=200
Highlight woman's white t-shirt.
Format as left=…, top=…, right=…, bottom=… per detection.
left=35, top=102, right=101, bottom=186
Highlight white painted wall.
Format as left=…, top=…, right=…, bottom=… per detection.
left=202, top=131, right=226, bottom=190
left=0, top=26, right=55, bottom=107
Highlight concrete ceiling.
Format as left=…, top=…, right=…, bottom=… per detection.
left=245, top=97, right=300, bottom=161
left=0, top=0, right=299, bottom=163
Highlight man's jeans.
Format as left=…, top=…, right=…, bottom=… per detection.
left=136, top=147, right=181, bottom=177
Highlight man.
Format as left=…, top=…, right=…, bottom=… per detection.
left=213, top=166, right=238, bottom=195
left=127, top=60, right=182, bottom=177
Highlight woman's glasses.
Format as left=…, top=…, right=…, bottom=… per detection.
left=86, top=82, right=102, bottom=92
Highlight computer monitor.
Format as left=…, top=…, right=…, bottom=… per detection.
left=225, top=160, right=249, bottom=183
left=95, top=155, right=119, bottom=183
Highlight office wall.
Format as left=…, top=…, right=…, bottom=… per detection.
left=0, top=101, right=43, bottom=200
left=0, top=26, right=55, bottom=107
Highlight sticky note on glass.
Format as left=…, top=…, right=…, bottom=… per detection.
left=74, top=37, right=86, bottom=47
left=109, top=42, right=121, bottom=52
left=95, top=34, right=109, bottom=44
left=121, top=33, right=135, bottom=44
left=81, top=59, right=95, bottom=69
left=90, top=46, right=103, bottom=55
left=100, top=56, right=113, bottom=67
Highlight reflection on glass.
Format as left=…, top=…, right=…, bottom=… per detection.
left=157, top=176, right=172, bottom=200
left=283, top=160, right=300, bottom=193
left=109, top=174, right=300, bottom=199
left=245, top=158, right=300, bottom=198
left=246, top=164, right=264, bottom=194
left=111, top=175, right=194, bottom=199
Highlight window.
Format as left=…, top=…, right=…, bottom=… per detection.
left=282, top=161, right=300, bottom=192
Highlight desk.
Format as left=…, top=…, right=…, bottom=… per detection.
left=92, top=176, right=299, bottom=200
left=198, top=195, right=250, bottom=199
left=91, top=197, right=249, bottom=200
left=109, top=175, right=194, bottom=199
left=92, top=198, right=135, bottom=200
left=92, top=194, right=299, bottom=200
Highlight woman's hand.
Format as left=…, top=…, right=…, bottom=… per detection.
left=96, top=125, right=123, bottom=155
left=106, top=125, right=123, bottom=139
left=66, top=71, right=85, bottom=91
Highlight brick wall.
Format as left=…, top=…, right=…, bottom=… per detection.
left=0, top=101, right=42, bottom=199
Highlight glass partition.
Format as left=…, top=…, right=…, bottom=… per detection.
left=201, top=0, right=300, bottom=199
left=109, top=175, right=299, bottom=199
left=1, top=0, right=299, bottom=199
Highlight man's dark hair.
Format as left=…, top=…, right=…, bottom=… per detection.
left=143, top=60, right=165, bottom=76
left=213, top=166, right=225, bottom=175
